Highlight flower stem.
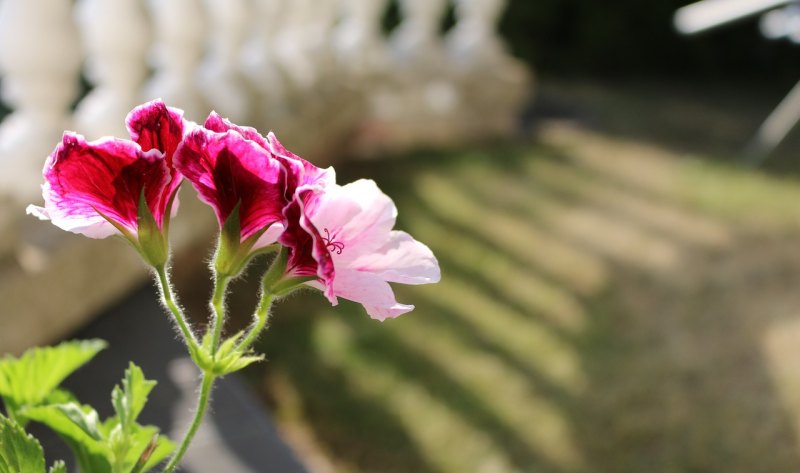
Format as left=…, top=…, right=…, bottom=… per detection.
left=209, top=274, right=231, bottom=355
left=235, top=290, right=274, bottom=353
left=155, top=266, right=197, bottom=347
left=162, top=372, right=216, bottom=473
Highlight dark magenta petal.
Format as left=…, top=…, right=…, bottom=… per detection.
left=265, top=132, right=333, bottom=200
left=174, top=128, right=287, bottom=241
left=279, top=188, right=335, bottom=300
left=43, top=132, right=171, bottom=234
left=203, top=112, right=270, bottom=149
left=126, top=99, right=185, bottom=166
left=202, top=115, right=331, bottom=199
left=126, top=99, right=187, bottom=216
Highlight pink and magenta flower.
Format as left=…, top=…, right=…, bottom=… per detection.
left=176, top=113, right=333, bottom=257
left=26, top=100, right=187, bottom=241
left=28, top=101, right=440, bottom=318
left=280, top=180, right=440, bottom=320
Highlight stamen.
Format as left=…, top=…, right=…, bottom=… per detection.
left=322, top=228, right=345, bottom=254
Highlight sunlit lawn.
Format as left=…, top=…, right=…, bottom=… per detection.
left=222, top=117, right=800, bottom=473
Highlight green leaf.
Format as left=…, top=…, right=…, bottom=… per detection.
left=129, top=434, right=158, bottom=473
left=42, top=388, right=78, bottom=406
left=136, top=188, right=167, bottom=268
left=127, top=429, right=174, bottom=473
left=0, top=340, right=106, bottom=411
left=56, top=404, right=103, bottom=441
left=0, top=415, right=45, bottom=473
left=216, top=355, right=264, bottom=375
left=21, top=365, right=173, bottom=473
left=111, top=364, right=156, bottom=433
left=220, top=201, right=242, bottom=253
left=25, top=403, right=113, bottom=473
left=215, top=331, right=244, bottom=361
left=48, top=460, right=66, bottom=473
left=215, top=201, right=249, bottom=277
left=192, top=334, right=215, bottom=372
left=63, top=437, right=112, bottom=473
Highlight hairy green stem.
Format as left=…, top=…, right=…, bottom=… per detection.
left=155, top=266, right=197, bottom=347
left=162, top=372, right=215, bottom=473
left=235, top=290, right=275, bottom=353
left=209, top=274, right=231, bottom=356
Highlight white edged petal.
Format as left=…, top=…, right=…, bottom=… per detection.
left=26, top=205, right=49, bottom=221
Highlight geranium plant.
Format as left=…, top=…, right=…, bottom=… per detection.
left=4, top=100, right=440, bottom=472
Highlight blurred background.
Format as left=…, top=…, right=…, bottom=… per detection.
left=4, top=0, right=800, bottom=472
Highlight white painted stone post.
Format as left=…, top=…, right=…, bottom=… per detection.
left=73, top=0, right=151, bottom=139
left=144, top=0, right=209, bottom=123
left=446, top=0, right=531, bottom=138
left=334, top=0, right=390, bottom=80
left=198, top=0, right=251, bottom=123
left=240, top=0, right=289, bottom=128
left=273, top=0, right=339, bottom=94
left=390, top=0, right=449, bottom=70
left=370, top=0, right=461, bottom=150
left=0, top=0, right=82, bottom=203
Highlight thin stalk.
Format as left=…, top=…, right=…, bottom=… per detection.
left=155, top=266, right=197, bottom=347
left=209, top=274, right=231, bottom=355
left=162, top=372, right=215, bottom=473
left=235, top=290, right=275, bottom=353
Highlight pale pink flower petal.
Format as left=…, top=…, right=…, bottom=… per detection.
left=349, top=231, right=440, bottom=284
left=329, top=269, right=415, bottom=320
left=281, top=179, right=440, bottom=319
left=309, top=180, right=397, bottom=259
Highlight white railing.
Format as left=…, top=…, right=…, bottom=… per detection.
left=0, top=0, right=531, bottom=204
left=0, top=0, right=531, bottom=353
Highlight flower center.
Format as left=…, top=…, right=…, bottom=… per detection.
left=322, top=228, right=345, bottom=255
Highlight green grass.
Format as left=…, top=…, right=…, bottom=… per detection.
left=233, top=122, right=800, bottom=473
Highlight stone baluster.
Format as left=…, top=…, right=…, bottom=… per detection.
left=0, top=0, right=82, bottom=203
left=240, top=0, right=289, bottom=128
left=447, top=0, right=518, bottom=70
left=334, top=0, right=390, bottom=80
left=266, top=0, right=346, bottom=160
left=369, top=0, right=460, bottom=151
left=390, top=0, right=449, bottom=71
left=273, top=0, right=339, bottom=94
left=446, top=0, right=531, bottom=138
left=197, top=0, right=251, bottom=123
left=73, top=0, right=151, bottom=139
left=240, top=0, right=285, bottom=87
left=143, top=0, right=208, bottom=123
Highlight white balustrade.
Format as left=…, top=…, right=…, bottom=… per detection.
left=390, top=0, right=450, bottom=70
left=0, top=0, right=82, bottom=203
left=240, top=0, right=290, bottom=127
left=0, top=0, right=533, bottom=354
left=73, top=0, right=151, bottom=140
left=446, top=0, right=531, bottom=138
left=0, top=0, right=531, bottom=191
left=198, top=0, right=250, bottom=123
left=366, top=0, right=462, bottom=151
left=333, top=0, right=391, bottom=80
left=143, top=0, right=209, bottom=123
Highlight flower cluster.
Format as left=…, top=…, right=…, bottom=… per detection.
left=27, top=100, right=440, bottom=320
